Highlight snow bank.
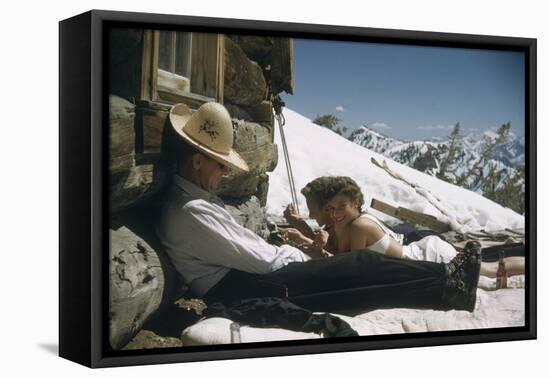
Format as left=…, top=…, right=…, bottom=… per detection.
left=266, top=108, right=524, bottom=232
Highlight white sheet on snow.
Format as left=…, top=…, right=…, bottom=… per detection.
left=181, top=277, right=524, bottom=345
left=266, top=108, right=524, bottom=233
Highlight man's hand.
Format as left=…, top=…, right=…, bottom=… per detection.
left=301, top=243, right=333, bottom=259
left=283, top=203, right=302, bottom=225
left=280, top=228, right=311, bottom=246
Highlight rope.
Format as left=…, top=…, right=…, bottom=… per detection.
left=273, top=96, right=300, bottom=214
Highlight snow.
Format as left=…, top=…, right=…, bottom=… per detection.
left=181, top=277, right=525, bottom=344
left=266, top=108, right=524, bottom=232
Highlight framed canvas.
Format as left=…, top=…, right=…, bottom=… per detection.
left=59, top=9, right=536, bottom=368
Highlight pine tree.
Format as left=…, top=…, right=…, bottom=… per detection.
left=481, top=162, right=499, bottom=199
left=492, top=166, right=525, bottom=214
left=456, top=122, right=511, bottom=188
left=437, top=122, right=462, bottom=181
left=312, top=114, right=341, bottom=131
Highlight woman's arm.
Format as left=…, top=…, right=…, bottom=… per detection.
left=349, top=221, right=376, bottom=251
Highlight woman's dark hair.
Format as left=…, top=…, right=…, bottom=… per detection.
left=301, top=176, right=364, bottom=212
left=323, top=176, right=365, bottom=212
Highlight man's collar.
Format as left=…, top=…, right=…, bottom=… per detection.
left=173, top=174, right=224, bottom=206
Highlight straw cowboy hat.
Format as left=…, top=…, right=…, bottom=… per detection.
left=169, top=102, right=249, bottom=173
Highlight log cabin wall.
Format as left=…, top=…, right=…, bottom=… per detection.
left=108, top=27, right=294, bottom=350
left=109, top=29, right=294, bottom=211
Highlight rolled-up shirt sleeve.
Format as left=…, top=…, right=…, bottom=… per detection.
left=179, top=200, right=310, bottom=274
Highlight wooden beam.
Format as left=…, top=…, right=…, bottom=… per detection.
left=370, top=198, right=451, bottom=233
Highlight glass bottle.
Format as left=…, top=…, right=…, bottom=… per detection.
left=230, top=322, right=241, bottom=344
left=496, top=251, right=507, bottom=289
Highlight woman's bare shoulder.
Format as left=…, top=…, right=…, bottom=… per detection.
left=350, top=216, right=379, bottom=233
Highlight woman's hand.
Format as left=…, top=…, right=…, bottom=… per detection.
left=313, top=229, right=329, bottom=248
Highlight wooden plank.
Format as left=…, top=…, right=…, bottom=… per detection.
left=151, top=31, right=160, bottom=101
left=216, top=33, right=225, bottom=104
left=370, top=198, right=399, bottom=218
left=142, top=109, right=168, bottom=153
left=191, top=32, right=219, bottom=99
left=156, top=91, right=215, bottom=109
left=271, top=37, right=294, bottom=95
left=110, top=154, right=135, bottom=174
left=139, top=30, right=153, bottom=100
left=396, top=207, right=451, bottom=233
left=370, top=198, right=451, bottom=233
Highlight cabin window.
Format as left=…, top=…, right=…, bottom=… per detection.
left=141, top=30, right=224, bottom=106
left=157, top=31, right=192, bottom=96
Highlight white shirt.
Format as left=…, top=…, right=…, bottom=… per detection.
left=156, top=175, right=310, bottom=297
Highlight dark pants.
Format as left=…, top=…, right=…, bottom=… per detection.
left=204, top=249, right=446, bottom=315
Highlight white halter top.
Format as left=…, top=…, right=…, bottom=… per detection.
left=360, top=213, right=404, bottom=254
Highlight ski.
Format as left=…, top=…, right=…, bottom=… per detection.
left=370, top=157, right=472, bottom=229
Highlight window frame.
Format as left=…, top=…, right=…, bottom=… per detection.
left=140, top=30, right=225, bottom=107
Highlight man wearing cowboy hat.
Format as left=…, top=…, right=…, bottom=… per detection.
left=157, top=102, right=482, bottom=314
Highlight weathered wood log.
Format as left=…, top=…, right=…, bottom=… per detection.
left=229, top=35, right=273, bottom=66
left=110, top=161, right=168, bottom=211
left=111, top=98, right=278, bottom=211
left=270, top=37, right=294, bottom=95
left=228, top=35, right=294, bottom=96
left=109, top=95, right=135, bottom=159
left=110, top=195, right=272, bottom=350
left=223, top=36, right=267, bottom=106
left=224, top=102, right=254, bottom=122
left=245, top=101, right=274, bottom=126
left=110, top=99, right=170, bottom=212
left=109, top=226, right=165, bottom=350
left=225, top=101, right=275, bottom=127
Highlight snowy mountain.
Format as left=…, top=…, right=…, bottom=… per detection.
left=345, top=126, right=525, bottom=198
left=267, top=109, right=524, bottom=232
left=347, top=126, right=406, bottom=154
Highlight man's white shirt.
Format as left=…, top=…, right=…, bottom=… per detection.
left=157, top=175, right=310, bottom=297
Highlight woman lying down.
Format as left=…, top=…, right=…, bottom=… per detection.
left=281, top=176, right=525, bottom=280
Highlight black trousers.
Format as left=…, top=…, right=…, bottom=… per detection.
left=204, top=250, right=446, bottom=315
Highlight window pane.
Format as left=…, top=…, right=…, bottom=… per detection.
left=158, top=31, right=175, bottom=72
left=175, top=32, right=192, bottom=77
left=158, top=31, right=192, bottom=77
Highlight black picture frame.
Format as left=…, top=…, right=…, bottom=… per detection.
left=59, top=9, right=537, bottom=368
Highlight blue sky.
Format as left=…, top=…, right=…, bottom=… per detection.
left=281, top=38, right=525, bottom=141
